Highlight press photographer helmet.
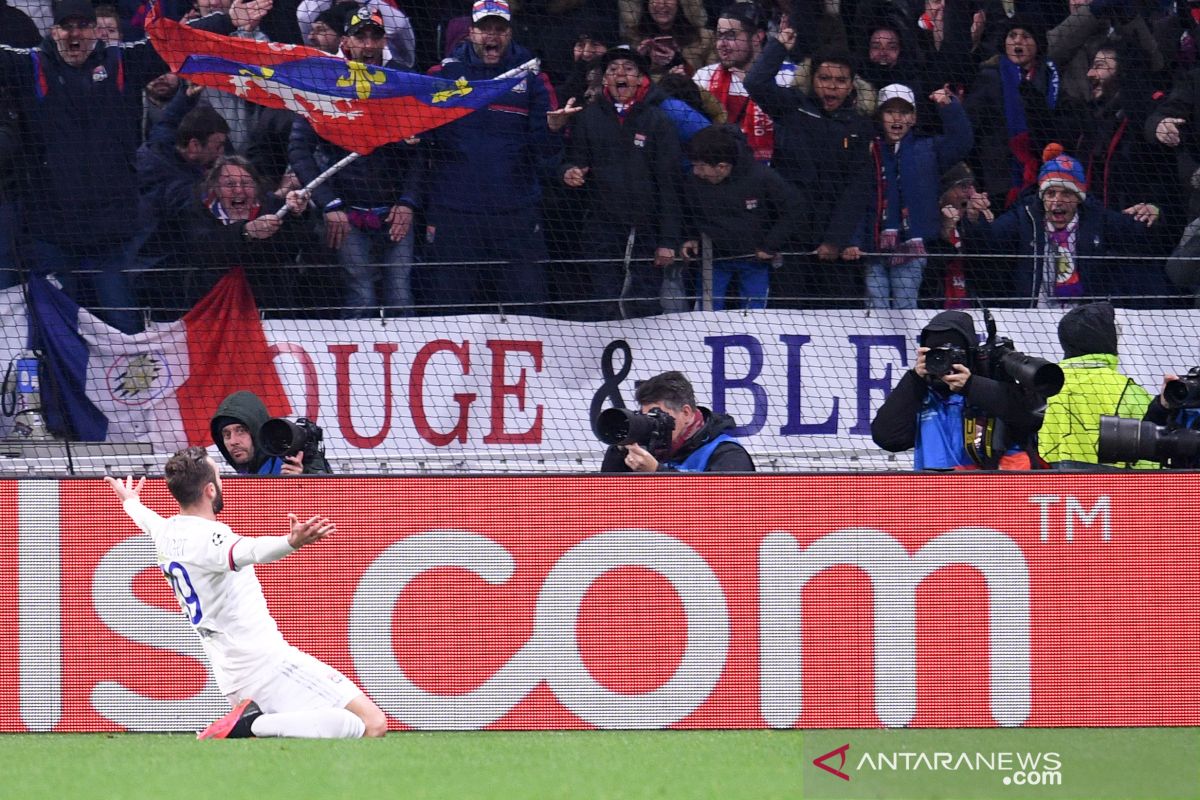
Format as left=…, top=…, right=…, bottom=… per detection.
left=260, top=417, right=325, bottom=463
left=595, top=407, right=676, bottom=450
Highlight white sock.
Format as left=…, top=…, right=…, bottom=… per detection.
left=250, top=709, right=366, bottom=739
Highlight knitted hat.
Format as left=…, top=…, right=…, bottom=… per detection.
left=1038, top=143, right=1087, bottom=200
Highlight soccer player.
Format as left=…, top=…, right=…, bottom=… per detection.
left=105, top=446, right=387, bottom=739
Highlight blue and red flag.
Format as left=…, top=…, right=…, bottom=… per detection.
left=145, top=6, right=525, bottom=154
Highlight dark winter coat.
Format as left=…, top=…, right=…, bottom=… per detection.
left=744, top=38, right=876, bottom=248
left=210, top=390, right=330, bottom=475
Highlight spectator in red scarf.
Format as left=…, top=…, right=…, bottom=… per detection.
left=692, top=2, right=774, bottom=162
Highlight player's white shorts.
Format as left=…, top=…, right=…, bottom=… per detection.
left=226, top=647, right=361, bottom=714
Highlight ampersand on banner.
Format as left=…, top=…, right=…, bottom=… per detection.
left=589, top=339, right=633, bottom=438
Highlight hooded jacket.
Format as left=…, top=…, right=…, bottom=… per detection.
left=601, top=407, right=755, bottom=472
left=1040, top=302, right=1154, bottom=465
left=871, top=310, right=1046, bottom=469
left=210, top=390, right=330, bottom=475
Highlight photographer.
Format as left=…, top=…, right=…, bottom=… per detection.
left=871, top=311, right=1049, bottom=470
left=210, top=390, right=330, bottom=475
left=1140, top=372, right=1200, bottom=469
left=599, top=371, right=754, bottom=473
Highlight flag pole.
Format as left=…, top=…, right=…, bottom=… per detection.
left=269, top=59, right=541, bottom=221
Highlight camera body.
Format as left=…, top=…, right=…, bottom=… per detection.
left=976, top=312, right=1065, bottom=397
left=595, top=407, right=676, bottom=451
left=259, top=416, right=325, bottom=463
left=1162, top=367, right=1200, bottom=410
left=923, top=344, right=968, bottom=379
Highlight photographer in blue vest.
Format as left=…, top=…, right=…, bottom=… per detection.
left=599, top=371, right=755, bottom=473
left=871, top=311, right=1047, bottom=470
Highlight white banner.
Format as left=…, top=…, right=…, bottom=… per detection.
left=258, top=309, right=1198, bottom=470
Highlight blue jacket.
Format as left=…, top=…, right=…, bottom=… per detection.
left=961, top=193, right=1163, bottom=303
left=0, top=36, right=167, bottom=246
left=0, top=15, right=230, bottom=247
left=424, top=41, right=560, bottom=214
left=850, top=100, right=973, bottom=247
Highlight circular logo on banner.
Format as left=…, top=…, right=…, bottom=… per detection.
left=105, top=353, right=176, bottom=406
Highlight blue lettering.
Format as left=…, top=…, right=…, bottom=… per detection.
left=706, top=335, right=766, bottom=435
left=848, top=335, right=908, bottom=435
left=780, top=334, right=838, bottom=435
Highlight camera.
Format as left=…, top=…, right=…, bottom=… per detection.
left=1162, top=367, right=1200, bottom=409
left=595, top=407, right=675, bottom=450
left=978, top=310, right=1064, bottom=397
left=1097, top=415, right=1200, bottom=465
left=924, top=344, right=968, bottom=379
left=260, top=417, right=325, bottom=463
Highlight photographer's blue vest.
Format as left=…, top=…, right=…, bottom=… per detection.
left=237, top=457, right=285, bottom=476
left=1174, top=409, right=1200, bottom=429
left=914, top=392, right=1023, bottom=470
left=661, top=434, right=735, bottom=472
left=915, top=393, right=969, bottom=470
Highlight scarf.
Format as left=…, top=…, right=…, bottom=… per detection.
left=1001, top=57, right=1060, bottom=200
left=604, top=77, right=652, bottom=121
left=707, top=65, right=774, bottom=162
left=1045, top=217, right=1083, bottom=298
left=206, top=197, right=260, bottom=224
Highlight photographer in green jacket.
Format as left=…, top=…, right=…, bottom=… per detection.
left=1041, top=302, right=1155, bottom=468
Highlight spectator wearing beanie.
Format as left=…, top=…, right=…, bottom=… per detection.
left=1040, top=301, right=1155, bottom=467
left=960, top=143, right=1163, bottom=306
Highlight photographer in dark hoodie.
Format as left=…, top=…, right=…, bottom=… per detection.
left=871, top=310, right=1046, bottom=470
left=210, top=390, right=331, bottom=475
left=601, top=371, right=754, bottom=473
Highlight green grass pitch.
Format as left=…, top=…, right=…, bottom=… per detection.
left=0, top=728, right=1196, bottom=800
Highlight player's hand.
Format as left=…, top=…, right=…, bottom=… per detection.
left=287, top=513, right=335, bottom=548
left=280, top=453, right=304, bottom=475
left=105, top=474, right=144, bottom=502
left=623, top=443, right=659, bottom=472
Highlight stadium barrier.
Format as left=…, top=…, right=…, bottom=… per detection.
left=1, top=298, right=1197, bottom=474
left=2, top=473, right=1196, bottom=732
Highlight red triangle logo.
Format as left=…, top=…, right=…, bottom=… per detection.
left=813, top=743, right=851, bottom=781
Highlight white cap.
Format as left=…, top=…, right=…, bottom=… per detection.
left=877, top=84, right=916, bottom=109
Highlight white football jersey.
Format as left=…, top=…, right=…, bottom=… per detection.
left=123, top=498, right=289, bottom=694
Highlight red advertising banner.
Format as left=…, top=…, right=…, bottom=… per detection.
left=0, top=475, right=1196, bottom=732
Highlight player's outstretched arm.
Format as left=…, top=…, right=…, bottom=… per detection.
left=230, top=514, right=336, bottom=570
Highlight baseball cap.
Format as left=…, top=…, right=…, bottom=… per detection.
left=877, top=83, right=915, bottom=109
left=344, top=5, right=385, bottom=36
left=53, top=0, right=98, bottom=25
left=472, top=0, right=512, bottom=23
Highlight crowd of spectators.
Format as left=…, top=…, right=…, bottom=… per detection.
left=4, top=0, right=1200, bottom=327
